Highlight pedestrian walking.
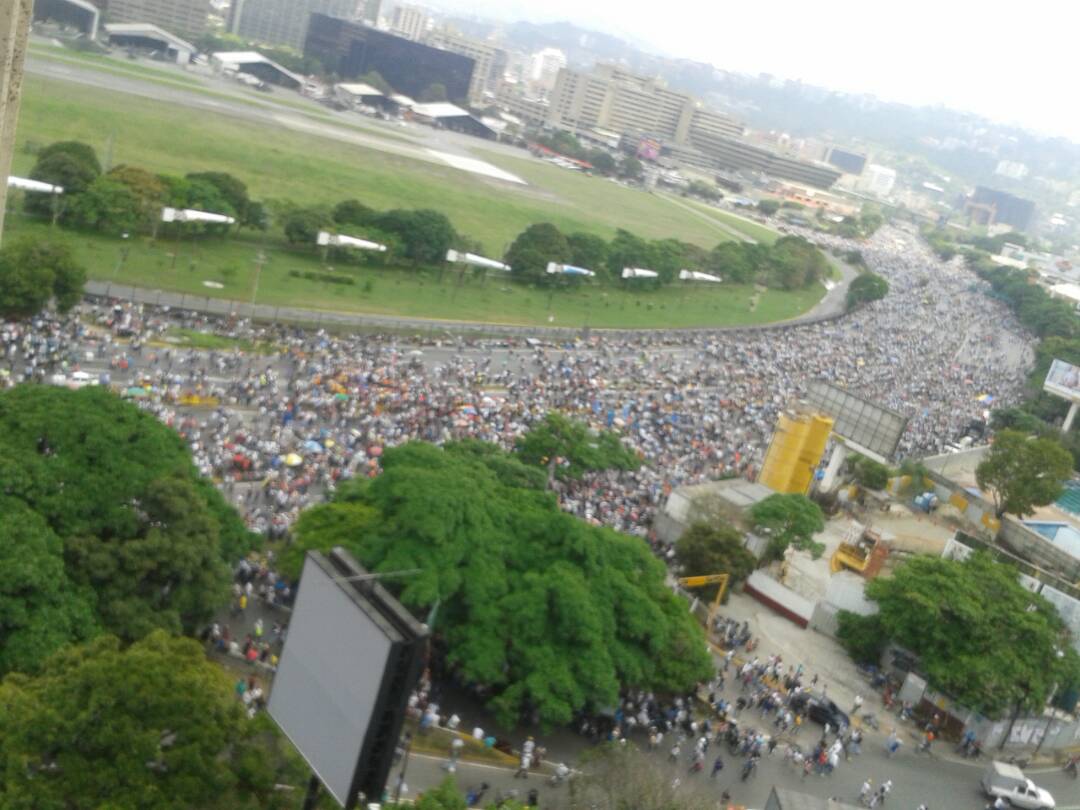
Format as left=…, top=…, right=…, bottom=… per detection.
left=711, top=755, right=724, bottom=777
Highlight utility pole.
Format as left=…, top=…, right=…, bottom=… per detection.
left=0, top=0, right=33, bottom=246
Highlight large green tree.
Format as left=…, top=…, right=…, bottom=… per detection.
left=505, top=222, right=571, bottom=283
left=515, top=412, right=639, bottom=486
left=976, top=429, right=1073, bottom=518
left=0, top=386, right=253, bottom=644
left=294, top=441, right=711, bottom=727
left=0, top=500, right=98, bottom=675
left=854, top=552, right=1080, bottom=717
left=846, top=272, right=890, bottom=310
left=0, top=631, right=306, bottom=810
left=65, top=176, right=143, bottom=235
left=748, top=493, right=825, bottom=560
left=0, top=237, right=86, bottom=318
left=374, top=209, right=457, bottom=265
left=674, top=521, right=756, bottom=600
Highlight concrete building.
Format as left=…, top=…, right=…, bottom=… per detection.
left=857, top=163, right=897, bottom=197
left=825, top=146, right=867, bottom=176
left=32, top=0, right=101, bottom=38
left=100, top=0, right=210, bottom=37
left=305, top=13, right=474, bottom=102
left=357, top=0, right=381, bottom=25
left=390, top=4, right=428, bottom=41
left=424, top=29, right=506, bottom=104
left=494, top=85, right=548, bottom=127
left=228, top=0, right=354, bottom=50
left=966, top=185, right=1036, bottom=231
left=211, top=50, right=303, bottom=88
left=528, top=46, right=565, bottom=87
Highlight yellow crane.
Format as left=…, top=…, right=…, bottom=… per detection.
left=677, top=573, right=730, bottom=631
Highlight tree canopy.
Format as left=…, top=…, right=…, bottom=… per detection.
left=294, top=441, right=711, bottom=727
left=748, top=493, right=825, bottom=560
left=0, top=386, right=254, bottom=652
left=505, top=223, right=571, bottom=283
left=846, top=272, right=890, bottom=310
left=975, top=429, right=1073, bottom=517
left=674, top=521, right=756, bottom=600
left=0, top=237, right=86, bottom=319
left=514, top=412, right=639, bottom=485
left=0, top=631, right=307, bottom=810
left=848, top=552, right=1080, bottom=717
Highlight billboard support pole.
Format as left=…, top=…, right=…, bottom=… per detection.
left=302, top=775, right=322, bottom=810
left=1065, top=402, right=1079, bottom=433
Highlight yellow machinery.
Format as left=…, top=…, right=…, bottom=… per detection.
left=757, top=410, right=833, bottom=494
left=678, top=573, right=730, bottom=630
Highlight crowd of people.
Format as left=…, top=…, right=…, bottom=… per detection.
left=0, top=224, right=1035, bottom=551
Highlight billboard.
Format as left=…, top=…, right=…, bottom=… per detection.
left=805, top=380, right=908, bottom=462
left=268, top=550, right=427, bottom=808
left=1045, top=359, right=1080, bottom=402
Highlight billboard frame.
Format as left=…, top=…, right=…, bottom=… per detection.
left=268, top=549, right=428, bottom=809
left=805, top=380, right=909, bottom=462
left=1044, top=359, right=1080, bottom=404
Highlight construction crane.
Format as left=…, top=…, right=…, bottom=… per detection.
left=677, top=573, right=730, bottom=631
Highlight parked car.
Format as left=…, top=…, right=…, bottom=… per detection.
left=788, top=692, right=850, bottom=730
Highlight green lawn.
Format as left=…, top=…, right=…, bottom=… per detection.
left=674, top=197, right=782, bottom=245
left=4, top=217, right=824, bottom=329
left=14, top=77, right=783, bottom=254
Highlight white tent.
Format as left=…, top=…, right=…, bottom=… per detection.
left=546, top=262, right=595, bottom=277
left=446, top=249, right=510, bottom=271
left=678, top=269, right=723, bottom=283
left=8, top=176, right=63, bottom=194
left=162, top=207, right=236, bottom=225
left=622, top=267, right=658, bottom=279
left=318, top=231, right=387, bottom=252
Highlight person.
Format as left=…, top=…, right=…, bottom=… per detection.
left=514, top=750, right=532, bottom=779
left=859, top=779, right=873, bottom=805
left=465, top=783, right=489, bottom=806
left=852, top=694, right=864, bottom=715
left=711, top=755, right=724, bottom=777
left=885, top=729, right=901, bottom=757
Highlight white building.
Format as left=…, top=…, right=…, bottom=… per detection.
left=390, top=4, right=429, bottom=41
left=856, top=163, right=897, bottom=197
left=528, top=47, right=566, bottom=87
left=995, top=160, right=1029, bottom=181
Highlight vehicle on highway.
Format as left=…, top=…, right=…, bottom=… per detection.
left=788, top=692, right=849, bottom=730
left=982, top=760, right=1055, bottom=809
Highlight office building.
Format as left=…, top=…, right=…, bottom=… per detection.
left=390, top=4, right=428, bottom=41
left=494, top=85, right=549, bottom=127
left=425, top=29, right=506, bottom=103
left=528, top=47, right=565, bottom=87
left=305, top=13, right=473, bottom=102
left=967, top=185, right=1036, bottom=231
left=357, top=0, right=380, bottom=25
left=549, top=64, right=743, bottom=146
left=825, top=146, right=867, bottom=176
left=857, top=163, right=897, bottom=197
left=100, top=0, right=209, bottom=37
left=228, top=0, right=353, bottom=50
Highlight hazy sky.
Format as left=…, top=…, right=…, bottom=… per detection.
left=435, top=0, right=1078, bottom=140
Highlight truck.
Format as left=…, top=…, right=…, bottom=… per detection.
left=982, top=761, right=1055, bottom=809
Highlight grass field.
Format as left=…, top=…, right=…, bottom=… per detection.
left=14, top=75, right=781, bottom=255
left=4, top=217, right=825, bottom=329
left=673, top=196, right=783, bottom=245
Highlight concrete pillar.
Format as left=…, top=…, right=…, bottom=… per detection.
left=819, top=442, right=849, bottom=493
left=0, top=0, right=32, bottom=246
left=1064, top=401, right=1079, bottom=433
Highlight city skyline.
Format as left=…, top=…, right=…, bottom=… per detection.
left=425, top=0, right=1080, bottom=142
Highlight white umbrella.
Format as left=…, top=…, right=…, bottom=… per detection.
left=622, top=267, right=658, bottom=279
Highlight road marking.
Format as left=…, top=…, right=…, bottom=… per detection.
left=411, top=752, right=518, bottom=774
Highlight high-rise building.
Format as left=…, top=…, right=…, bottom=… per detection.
left=228, top=0, right=353, bottom=49
left=549, top=65, right=743, bottom=148
left=527, top=47, right=565, bottom=88
left=857, top=164, right=897, bottom=197
left=967, top=186, right=1036, bottom=231
left=825, top=146, right=867, bottom=176
left=101, top=0, right=209, bottom=37
left=390, top=4, right=428, bottom=41
left=357, top=0, right=381, bottom=25
left=424, top=29, right=505, bottom=104
left=305, top=13, right=473, bottom=101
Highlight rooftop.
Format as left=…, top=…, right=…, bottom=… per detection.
left=411, top=102, right=470, bottom=119
left=104, top=22, right=195, bottom=53
left=336, top=83, right=384, bottom=97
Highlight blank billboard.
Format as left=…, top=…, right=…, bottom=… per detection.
left=268, top=551, right=426, bottom=808
left=1045, top=359, right=1080, bottom=402
left=805, top=380, right=908, bottom=461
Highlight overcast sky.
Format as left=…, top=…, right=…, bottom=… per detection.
left=436, top=0, right=1077, bottom=140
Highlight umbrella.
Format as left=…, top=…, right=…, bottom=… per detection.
left=334, top=392, right=349, bottom=401
left=284, top=453, right=303, bottom=467
left=303, top=440, right=323, bottom=453
left=124, top=387, right=149, bottom=398
left=368, top=445, right=383, bottom=457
